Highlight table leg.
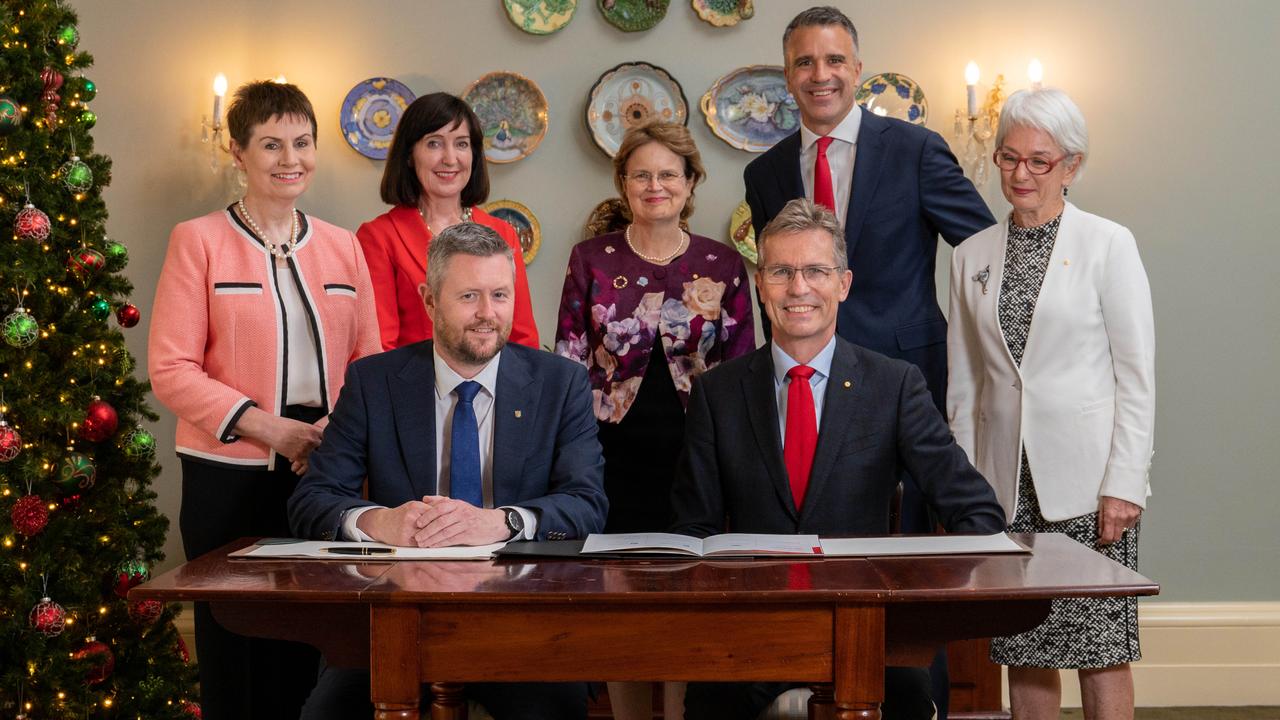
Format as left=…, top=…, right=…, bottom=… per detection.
left=371, top=606, right=421, bottom=720
left=831, top=605, right=884, bottom=720
left=429, top=683, right=467, bottom=720
left=808, top=683, right=836, bottom=720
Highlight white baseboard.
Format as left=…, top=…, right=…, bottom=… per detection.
left=1004, top=601, right=1280, bottom=708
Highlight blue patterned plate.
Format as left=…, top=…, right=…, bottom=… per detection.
left=464, top=71, right=549, bottom=164
left=855, top=72, right=928, bottom=125
left=482, top=199, right=542, bottom=266
left=339, top=77, right=416, bottom=160
left=700, top=65, right=799, bottom=153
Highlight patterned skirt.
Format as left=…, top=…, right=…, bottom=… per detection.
left=990, top=452, right=1142, bottom=669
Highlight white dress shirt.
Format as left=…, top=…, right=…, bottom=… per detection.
left=341, top=348, right=536, bottom=541
left=799, top=108, right=862, bottom=227
left=771, top=336, right=838, bottom=442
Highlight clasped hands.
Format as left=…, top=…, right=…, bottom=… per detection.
left=356, top=495, right=509, bottom=548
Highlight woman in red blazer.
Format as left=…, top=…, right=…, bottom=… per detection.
left=357, top=93, right=539, bottom=350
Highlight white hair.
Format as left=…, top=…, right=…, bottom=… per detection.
left=996, top=88, right=1089, bottom=179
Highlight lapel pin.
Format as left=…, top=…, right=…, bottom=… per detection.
left=514, top=410, right=522, bottom=418
left=843, top=380, right=852, bottom=388
left=972, top=265, right=991, bottom=295
left=1063, top=259, right=1070, bottom=266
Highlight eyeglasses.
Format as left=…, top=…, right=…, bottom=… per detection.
left=992, top=150, right=1069, bottom=176
left=760, top=265, right=841, bottom=285
left=623, top=170, right=686, bottom=187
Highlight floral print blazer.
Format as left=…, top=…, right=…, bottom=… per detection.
left=555, top=231, right=756, bottom=423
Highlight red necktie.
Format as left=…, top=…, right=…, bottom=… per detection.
left=784, top=365, right=818, bottom=510
left=813, top=136, right=836, bottom=212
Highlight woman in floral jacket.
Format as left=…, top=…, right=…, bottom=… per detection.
left=555, top=121, right=755, bottom=719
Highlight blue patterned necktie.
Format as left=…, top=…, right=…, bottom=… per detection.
left=449, top=381, right=483, bottom=507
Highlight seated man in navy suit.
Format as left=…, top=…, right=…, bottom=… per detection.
left=670, top=199, right=1005, bottom=720
left=289, top=222, right=608, bottom=720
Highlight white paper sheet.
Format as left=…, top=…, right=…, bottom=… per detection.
left=581, top=533, right=822, bottom=556
left=228, top=539, right=507, bottom=561
left=818, top=533, right=1028, bottom=557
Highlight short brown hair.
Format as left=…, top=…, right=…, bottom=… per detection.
left=226, top=81, right=318, bottom=148
left=611, top=121, right=706, bottom=224
left=758, top=198, right=847, bottom=271
left=380, top=93, right=490, bottom=208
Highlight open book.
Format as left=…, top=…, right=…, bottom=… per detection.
left=581, top=533, right=822, bottom=557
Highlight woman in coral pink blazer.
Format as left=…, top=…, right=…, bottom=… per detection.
left=357, top=92, right=538, bottom=350
left=148, top=82, right=379, bottom=720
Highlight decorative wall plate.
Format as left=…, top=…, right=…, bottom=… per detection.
left=463, top=71, right=549, bottom=164
left=339, top=77, right=416, bottom=160
left=483, top=199, right=542, bottom=266
left=503, top=0, right=578, bottom=35
left=597, top=0, right=669, bottom=32
left=586, top=61, right=688, bottom=157
left=691, top=0, right=753, bottom=27
left=729, top=200, right=756, bottom=264
left=701, top=65, right=798, bottom=153
left=855, top=72, right=928, bottom=125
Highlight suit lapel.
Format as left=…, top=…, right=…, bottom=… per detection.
left=845, top=108, right=890, bottom=259
left=491, top=347, right=537, bottom=508
left=391, top=342, right=438, bottom=499
left=742, top=348, right=798, bottom=521
left=1020, top=202, right=1078, bottom=371
left=776, top=132, right=805, bottom=206
left=388, top=204, right=428, bottom=276
left=798, top=340, right=864, bottom=527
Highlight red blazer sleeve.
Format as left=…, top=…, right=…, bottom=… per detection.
left=356, top=215, right=404, bottom=352
left=477, top=211, right=540, bottom=349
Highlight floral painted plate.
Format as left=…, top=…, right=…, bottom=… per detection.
left=483, top=199, right=542, bottom=266
left=691, top=0, right=754, bottom=27
left=463, top=71, right=549, bottom=164
left=586, top=61, right=688, bottom=157
left=855, top=72, right=928, bottom=125
left=729, top=200, right=756, bottom=264
left=597, top=0, right=669, bottom=32
left=503, top=0, right=578, bottom=35
left=339, top=77, right=416, bottom=160
left=701, top=65, right=799, bottom=153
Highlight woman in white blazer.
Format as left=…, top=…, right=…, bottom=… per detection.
left=947, top=88, right=1155, bottom=720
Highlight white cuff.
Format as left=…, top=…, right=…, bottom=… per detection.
left=341, top=506, right=381, bottom=541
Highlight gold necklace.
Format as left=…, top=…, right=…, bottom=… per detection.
left=419, top=205, right=473, bottom=235
left=625, top=224, right=687, bottom=264
left=237, top=199, right=298, bottom=259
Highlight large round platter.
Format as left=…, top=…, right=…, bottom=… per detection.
left=691, top=0, right=754, bottom=27
left=463, top=71, right=549, bottom=164
left=729, top=200, right=756, bottom=264
left=503, top=0, right=578, bottom=35
left=855, top=72, right=928, bottom=125
left=597, top=0, right=669, bottom=32
left=339, top=77, right=416, bottom=160
left=586, top=61, right=688, bottom=157
left=483, top=199, right=542, bottom=266
left=700, top=65, right=798, bottom=153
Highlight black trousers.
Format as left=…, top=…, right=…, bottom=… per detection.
left=684, top=667, right=935, bottom=720
left=179, top=408, right=322, bottom=720
left=300, top=663, right=589, bottom=720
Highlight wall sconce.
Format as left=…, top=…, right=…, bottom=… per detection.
left=201, top=73, right=229, bottom=173
left=953, top=59, right=1043, bottom=185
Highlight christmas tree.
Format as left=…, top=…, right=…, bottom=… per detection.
left=0, top=1, right=200, bottom=717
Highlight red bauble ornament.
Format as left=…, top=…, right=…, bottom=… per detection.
left=41, top=66, right=64, bottom=126
left=182, top=701, right=203, bottom=719
left=80, top=397, right=118, bottom=441
left=115, top=303, right=140, bottom=328
left=11, top=494, right=48, bottom=536
left=71, top=637, right=115, bottom=684
left=14, top=203, right=51, bottom=241
left=0, top=419, right=20, bottom=462
left=128, top=598, right=163, bottom=625
left=30, top=597, right=66, bottom=636
left=67, top=247, right=107, bottom=281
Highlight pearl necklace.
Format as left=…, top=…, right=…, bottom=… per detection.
left=419, top=205, right=473, bottom=236
left=237, top=199, right=298, bottom=259
left=625, top=224, right=687, bottom=264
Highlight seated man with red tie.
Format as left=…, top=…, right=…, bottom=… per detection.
left=669, top=199, right=1005, bottom=720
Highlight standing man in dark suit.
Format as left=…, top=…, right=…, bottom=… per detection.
left=289, top=222, right=608, bottom=720
left=671, top=199, right=1004, bottom=720
left=745, top=9, right=997, bottom=711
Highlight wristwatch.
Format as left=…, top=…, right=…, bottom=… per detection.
left=501, top=507, right=525, bottom=539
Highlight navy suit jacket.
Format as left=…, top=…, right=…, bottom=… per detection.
left=744, top=108, right=995, bottom=407
left=288, top=341, right=608, bottom=542
left=669, top=337, right=1005, bottom=538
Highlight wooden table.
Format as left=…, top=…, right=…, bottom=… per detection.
left=133, top=534, right=1157, bottom=720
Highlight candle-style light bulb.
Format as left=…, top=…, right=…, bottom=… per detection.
left=273, top=75, right=287, bottom=84
left=211, top=73, right=228, bottom=127
left=1028, top=59, right=1044, bottom=89
left=964, top=62, right=980, bottom=118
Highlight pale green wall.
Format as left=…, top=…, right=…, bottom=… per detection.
left=72, top=0, right=1280, bottom=600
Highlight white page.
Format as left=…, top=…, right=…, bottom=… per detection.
left=702, top=533, right=822, bottom=556
left=819, top=533, right=1028, bottom=557
left=581, top=533, right=704, bottom=555
left=229, top=539, right=507, bottom=561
